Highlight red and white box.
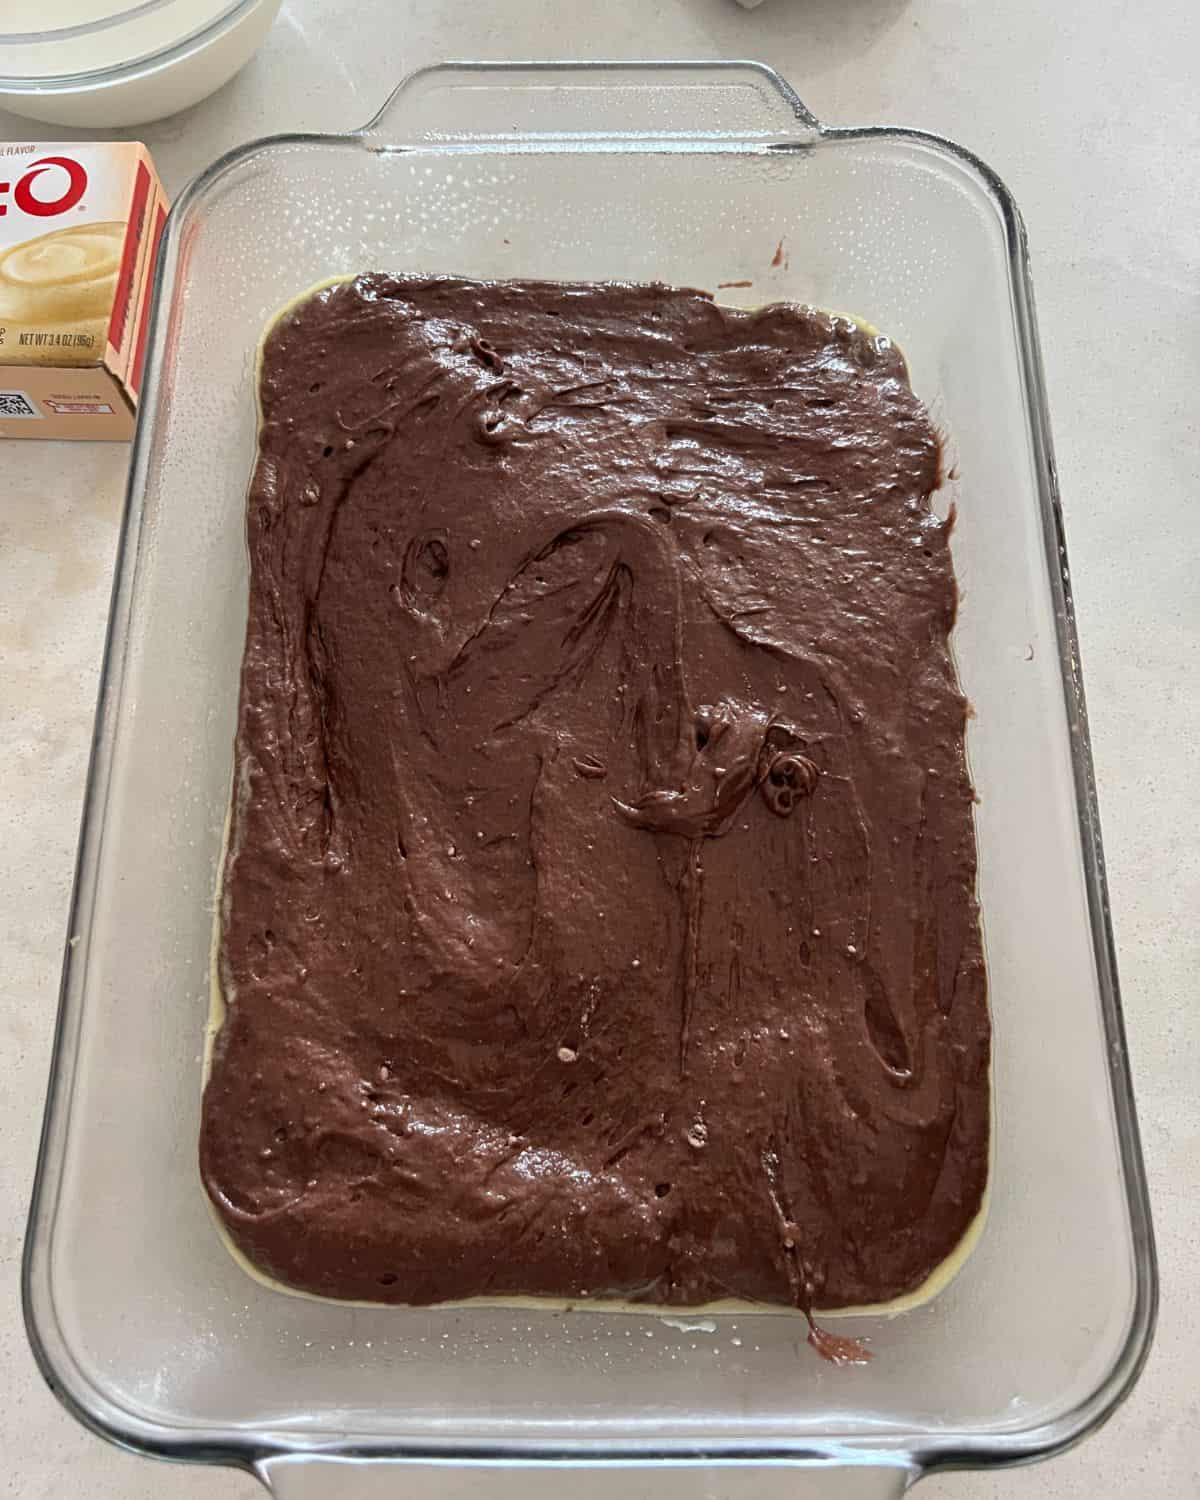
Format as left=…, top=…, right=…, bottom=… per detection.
left=0, top=142, right=168, bottom=441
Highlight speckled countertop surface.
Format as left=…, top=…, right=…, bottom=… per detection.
left=1, top=1, right=1196, bottom=1495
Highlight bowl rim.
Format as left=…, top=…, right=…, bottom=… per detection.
left=0, top=0, right=267, bottom=92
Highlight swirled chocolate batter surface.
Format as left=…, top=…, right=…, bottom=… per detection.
left=201, top=274, right=989, bottom=1312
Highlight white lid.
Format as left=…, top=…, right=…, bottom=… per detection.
left=0, top=0, right=246, bottom=84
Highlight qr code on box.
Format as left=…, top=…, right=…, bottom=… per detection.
left=0, top=391, right=42, bottom=419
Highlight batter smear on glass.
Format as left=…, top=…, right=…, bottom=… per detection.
left=201, top=275, right=990, bottom=1324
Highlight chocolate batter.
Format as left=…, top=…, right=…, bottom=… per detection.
left=200, top=275, right=989, bottom=1316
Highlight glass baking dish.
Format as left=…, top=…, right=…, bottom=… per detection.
left=23, top=62, right=1156, bottom=1500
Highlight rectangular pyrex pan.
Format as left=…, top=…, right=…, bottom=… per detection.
left=23, top=62, right=1155, bottom=1500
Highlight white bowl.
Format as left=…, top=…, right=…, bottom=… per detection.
left=0, top=0, right=281, bottom=129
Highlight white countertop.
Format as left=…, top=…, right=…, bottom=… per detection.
left=2, top=1, right=1197, bottom=1495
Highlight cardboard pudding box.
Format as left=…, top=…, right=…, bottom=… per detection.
left=0, top=142, right=168, bottom=441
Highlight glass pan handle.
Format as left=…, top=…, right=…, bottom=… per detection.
left=259, top=1455, right=914, bottom=1499
left=357, top=61, right=822, bottom=148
